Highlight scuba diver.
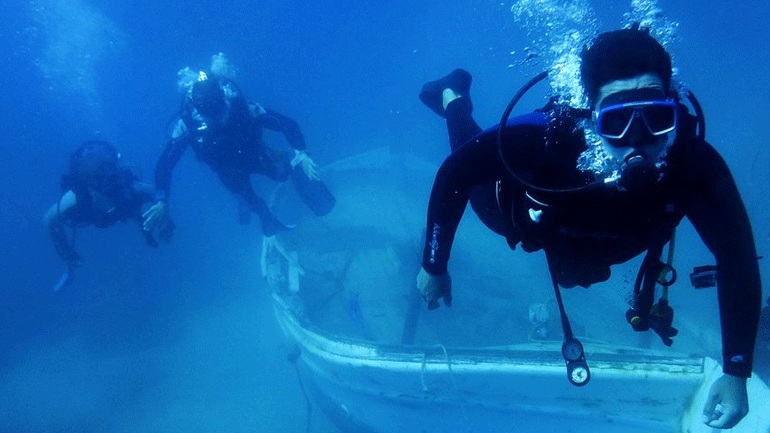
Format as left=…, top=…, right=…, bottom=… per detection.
left=142, top=71, right=335, bottom=238
left=528, top=299, right=561, bottom=341
left=527, top=299, right=587, bottom=341
left=44, top=140, right=174, bottom=290
left=415, top=28, right=761, bottom=429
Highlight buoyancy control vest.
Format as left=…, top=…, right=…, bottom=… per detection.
left=180, top=75, right=257, bottom=169
left=60, top=141, right=140, bottom=228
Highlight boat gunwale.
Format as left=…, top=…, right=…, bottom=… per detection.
left=274, top=293, right=705, bottom=377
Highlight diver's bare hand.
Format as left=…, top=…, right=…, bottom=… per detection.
left=142, top=201, right=168, bottom=232
left=416, top=267, right=452, bottom=310
left=300, top=155, right=320, bottom=181
left=702, top=374, right=749, bottom=429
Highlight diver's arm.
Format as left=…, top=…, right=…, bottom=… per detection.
left=251, top=103, right=318, bottom=178
left=133, top=180, right=156, bottom=205
left=685, top=143, right=761, bottom=379
left=253, top=107, right=307, bottom=151
left=134, top=179, right=175, bottom=245
left=145, top=119, right=189, bottom=232
left=44, top=191, right=81, bottom=265
left=421, top=131, right=508, bottom=275
left=153, top=119, right=191, bottom=202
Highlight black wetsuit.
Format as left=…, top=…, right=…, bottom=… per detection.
left=153, top=99, right=306, bottom=235
left=421, top=97, right=761, bottom=378
left=50, top=177, right=156, bottom=261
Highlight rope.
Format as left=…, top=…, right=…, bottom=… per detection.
left=420, top=344, right=477, bottom=433
left=288, top=350, right=314, bottom=433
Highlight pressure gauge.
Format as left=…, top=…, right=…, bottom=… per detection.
left=562, top=338, right=584, bottom=362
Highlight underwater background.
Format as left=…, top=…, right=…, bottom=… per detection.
left=0, top=0, right=768, bottom=431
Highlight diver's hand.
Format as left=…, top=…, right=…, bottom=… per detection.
left=416, top=267, right=452, bottom=310
left=300, top=155, right=320, bottom=181
left=292, top=151, right=320, bottom=181
left=142, top=201, right=168, bottom=232
left=702, top=374, right=749, bottom=429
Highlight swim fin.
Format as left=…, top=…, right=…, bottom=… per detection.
left=291, top=166, right=336, bottom=216
left=419, top=68, right=472, bottom=118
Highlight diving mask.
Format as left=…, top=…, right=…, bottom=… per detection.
left=595, top=99, right=678, bottom=142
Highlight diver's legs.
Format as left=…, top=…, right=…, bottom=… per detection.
left=216, top=169, right=288, bottom=236
left=419, top=68, right=472, bottom=117
left=422, top=70, right=512, bottom=237
left=445, top=96, right=482, bottom=152
left=419, top=68, right=481, bottom=151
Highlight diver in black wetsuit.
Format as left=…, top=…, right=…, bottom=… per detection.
left=45, top=140, right=173, bottom=271
left=142, top=72, right=334, bottom=237
left=415, top=28, right=761, bottom=429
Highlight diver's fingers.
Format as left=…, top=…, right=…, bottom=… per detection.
left=705, top=403, right=742, bottom=429
left=142, top=202, right=167, bottom=220
left=701, top=395, right=721, bottom=426
left=308, top=163, right=321, bottom=180
left=704, top=409, right=729, bottom=428
left=142, top=214, right=156, bottom=231
left=142, top=207, right=160, bottom=224
left=142, top=203, right=168, bottom=230
left=302, top=159, right=321, bottom=181
left=305, top=166, right=319, bottom=181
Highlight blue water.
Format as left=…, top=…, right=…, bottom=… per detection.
left=0, top=0, right=768, bottom=432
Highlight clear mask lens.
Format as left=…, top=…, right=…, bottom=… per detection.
left=596, top=100, right=677, bottom=143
